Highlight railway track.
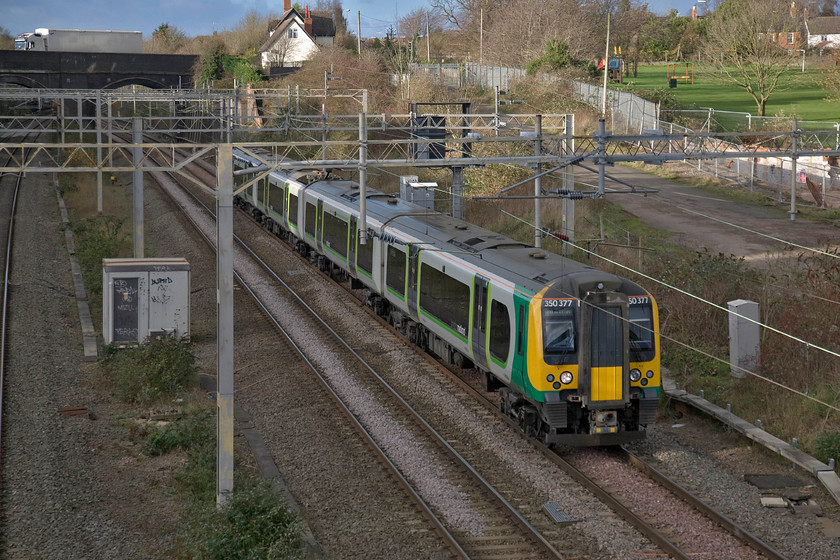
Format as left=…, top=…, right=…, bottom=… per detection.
left=0, top=133, right=33, bottom=481
left=144, top=153, right=566, bottom=559
left=141, top=144, right=793, bottom=559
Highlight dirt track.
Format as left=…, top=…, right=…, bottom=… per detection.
left=576, top=163, right=840, bottom=263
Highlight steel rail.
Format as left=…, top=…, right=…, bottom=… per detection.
left=148, top=163, right=474, bottom=559
left=0, top=138, right=27, bottom=482
left=619, top=446, right=789, bottom=560
left=147, top=145, right=565, bottom=559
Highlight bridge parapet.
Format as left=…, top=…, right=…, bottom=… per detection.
left=0, top=51, right=198, bottom=90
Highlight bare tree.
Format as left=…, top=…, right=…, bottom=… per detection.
left=704, top=0, right=797, bottom=116
left=0, top=27, right=14, bottom=50
left=226, top=10, right=279, bottom=56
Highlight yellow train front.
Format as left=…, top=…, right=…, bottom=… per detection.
left=501, top=271, right=660, bottom=446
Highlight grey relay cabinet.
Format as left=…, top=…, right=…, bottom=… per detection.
left=102, top=258, right=190, bottom=346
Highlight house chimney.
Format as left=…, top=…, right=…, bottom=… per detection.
left=284, top=0, right=291, bottom=12
left=304, top=6, right=313, bottom=36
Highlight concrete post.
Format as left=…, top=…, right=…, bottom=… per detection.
left=216, top=144, right=235, bottom=506
left=728, top=299, right=760, bottom=378
left=359, top=113, right=368, bottom=245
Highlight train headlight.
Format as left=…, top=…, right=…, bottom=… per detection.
left=553, top=382, right=561, bottom=390
left=560, top=371, right=573, bottom=385
left=641, top=379, right=648, bottom=386
left=546, top=374, right=555, bottom=383
left=646, top=370, right=654, bottom=378
left=630, top=368, right=642, bottom=382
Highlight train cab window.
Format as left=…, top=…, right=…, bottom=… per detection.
left=517, top=305, right=525, bottom=357
left=489, top=299, right=511, bottom=363
left=542, top=304, right=576, bottom=364
left=304, top=202, right=317, bottom=238
left=322, top=212, right=348, bottom=259
left=268, top=182, right=284, bottom=216
left=629, top=301, right=655, bottom=361
left=419, top=264, right=469, bottom=335
left=386, top=245, right=406, bottom=298
left=357, top=234, right=373, bottom=274
left=288, top=192, right=299, bottom=226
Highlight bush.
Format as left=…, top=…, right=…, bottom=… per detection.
left=105, top=334, right=196, bottom=404
left=813, top=431, right=840, bottom=466
left=144, top=410, right=213, bottom=456
left=188, top=481, right=302, bottom=560
left=69, top=216, right=128, bottom=295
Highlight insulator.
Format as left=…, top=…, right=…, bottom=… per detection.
left=555, top=190, right=590, bottom=200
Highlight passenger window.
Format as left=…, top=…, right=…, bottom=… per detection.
left=488, top=299, right=511, bottom=363
left=386, top=245, right=406, bottom=297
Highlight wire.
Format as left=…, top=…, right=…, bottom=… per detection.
left=488, top=207, right=840, bottom=413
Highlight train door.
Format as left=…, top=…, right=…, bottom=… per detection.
left=406, top=245, right=420, bottom=318
left=471, top=276, right=489, bottom=370
left=348, top=216, right=357, bottom=273
left=581, top=297, right=628, bottom=406
left=316, top=199, right=324, bottom=252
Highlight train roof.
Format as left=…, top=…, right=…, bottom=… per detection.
left=307, top=178, right=647, bottom=298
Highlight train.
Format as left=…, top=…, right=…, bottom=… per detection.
left=232, top=149, right=661, bottom=446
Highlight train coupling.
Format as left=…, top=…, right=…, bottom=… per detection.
left=590, top=410, right=619, bottom=435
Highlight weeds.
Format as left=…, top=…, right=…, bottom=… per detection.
left=813, top=431, right=840, bottom=466
left=68, top=216, right=129, bottom=295
left=104, top=334, right=197, bottom=404
left=183, top=480, right=302, bottom=560
left=145, top=409, right=302, bottom=558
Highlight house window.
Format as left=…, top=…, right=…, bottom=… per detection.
left=787, top=32, right=795, bottom=45
left=288, top=27, right=297, bottom=39
left=823, top=35, right=829, bottom=41
left=758, top=33, right=764, bottom=40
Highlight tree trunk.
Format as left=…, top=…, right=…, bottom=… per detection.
left=757, top=100, right=766, bottom=117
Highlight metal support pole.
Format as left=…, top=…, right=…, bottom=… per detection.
left=216, top=144, right=235, bottom=506
left=96, top=90, right=103, bottom=215
left=452, top=167, right=464, bottom=220
left=359, top=113, right=368, bottom=245
left=597, top=118, right=606, bottom=197
left=132, top=117, right=144, bottom=258
left=534, top=115, right=542, bottom=248
left=77, top=93, right=83, bottom=143
left=494, top=85, right=499, bottom=136
left=562, top=115, right=575, bottom=256
left=321, top=106, right=328, bottom=161
left=790, top=119, right=798, bottom=221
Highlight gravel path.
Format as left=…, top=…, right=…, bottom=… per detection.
left=1, top=171, right=146, bottom=558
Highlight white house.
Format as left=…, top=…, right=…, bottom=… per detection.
left=805, top=16, right=840, bottom=51
left=259, top=1, right=335, bottom=69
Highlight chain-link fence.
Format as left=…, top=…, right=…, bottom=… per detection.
left=412, top=62, right=839, bottom=208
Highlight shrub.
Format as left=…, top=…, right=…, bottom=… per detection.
left=188, top=481, right=302, bottom=560
left=144, top=410, right=213, bottom=456
left=105, top=334, right=196, bottom=404
left=813, top=431, right=840, bottom=466
left=69, top=216, right=128, bottom=295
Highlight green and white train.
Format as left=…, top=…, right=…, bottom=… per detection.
left=233, top=150, right=661, bottom=445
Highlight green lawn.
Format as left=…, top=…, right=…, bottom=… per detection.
left=612, top=62, right=840, bottom=124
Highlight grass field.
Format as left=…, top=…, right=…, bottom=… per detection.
left=612, top=62, right=840, bottom=124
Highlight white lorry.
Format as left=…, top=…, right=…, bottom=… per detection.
left=14, top=29, right=143, bottom=53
